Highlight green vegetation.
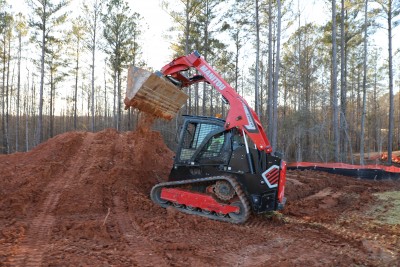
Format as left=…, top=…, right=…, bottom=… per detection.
left=373, top=191, right=400, bottom=225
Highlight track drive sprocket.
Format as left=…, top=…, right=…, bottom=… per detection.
left=213, top=180, right=236, bottom=201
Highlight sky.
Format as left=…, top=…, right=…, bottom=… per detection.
left=6, top=0, right=399, bottom=83
left=137, top=0, right=398, bottom=69
left=5, top=0, right=399, bottom=116
left=130, top=0, right=173, bottom=68
left=9, top=0, right=174, bottom=68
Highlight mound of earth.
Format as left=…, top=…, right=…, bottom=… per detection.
left=0, top=128, right=399, bottom=266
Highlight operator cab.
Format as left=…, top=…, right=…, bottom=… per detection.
left=175, top=115, right=230, bottom=165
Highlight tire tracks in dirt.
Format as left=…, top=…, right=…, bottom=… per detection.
left=285, top=216, right=399, bottom=264
left=5, top=133, right=93, bottom=267
left=241, top=213, right=399, bottom=265
left=112, top=196, right=169, bottom=267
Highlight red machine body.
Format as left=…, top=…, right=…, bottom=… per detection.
left=161, top=51, right=272, bottom=153
left=149, top=51, right=286, bottom=223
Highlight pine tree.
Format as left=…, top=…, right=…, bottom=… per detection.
left=15, top=12, right=28, bottom=151
left=27, top=0, right=70, bottom=144
left=332, top=0, right=340, bottom=161
left=82, top=0, right=104, bottom=132
left=69, top=17, right=85, bottom=130
left=102, top=0, right=142, bottom=130
left=375, top=0, right=400, bottom=165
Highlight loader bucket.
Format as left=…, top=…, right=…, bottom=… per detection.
left=124, top=66, right=188, bottom=120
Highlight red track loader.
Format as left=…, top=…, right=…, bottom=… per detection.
left=125, top=51, right=286, bottom=223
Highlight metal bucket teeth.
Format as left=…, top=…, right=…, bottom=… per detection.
left=124, top=66, right=188, bottom=120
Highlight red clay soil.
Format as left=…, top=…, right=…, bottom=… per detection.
left=1, top=126, right=399, bottom=266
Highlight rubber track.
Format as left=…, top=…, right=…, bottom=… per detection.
left=150, top=176, right=250, bottom=224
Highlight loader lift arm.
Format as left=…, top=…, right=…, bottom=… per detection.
left=160, top=51, right=273, bottom=154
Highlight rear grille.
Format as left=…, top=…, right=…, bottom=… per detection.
left=261, top=165, right=280, bottom=188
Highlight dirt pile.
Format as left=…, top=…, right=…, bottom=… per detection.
left=0, top=128, right=400, bottom=266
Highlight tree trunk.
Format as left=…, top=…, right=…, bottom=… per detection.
left=24, top=93, right=29, bottom=151
left=332, top=0, right=339, bottom=161
left=360, top=0, right=368, bottom=165
left=185, top=0, right=190, bottom=55
left=117, top=69, right=122, bottom=131
left=254, top=0, right=260, bottom=116
left=113, top=70, right=117, bottom=129
left=104, top=60, right=108, bottom=128
left=267, top=0, right=273, bottom=139
left=340, top=0, right=347, bottom=162
left=185, top=0, right=191, bottom=115
left=16, top=31, right=22, bottom=152
left=74, top=37, right=80, bottom=130
left=1, top=34, right=5, bottom=153
left=387, top=0, right=394, bottom=165
left=37, top=6, right=46, bottom=145
left=5, top=29, right=11, bottom=154
left=91, top=1, right=98, bottom=132
left=205, top=1, right=212, bottom=116
left=234, top=28, right=239, bottom=91
left=50, top=70, right=54, bottom=138
left=272, top=0, right=281, bottom=151
left=373, top=57, right=381, bottom=154
left=91, top=37, right=96, bottom=132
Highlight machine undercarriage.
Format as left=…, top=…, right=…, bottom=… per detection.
left=151, top=176, right=250, bottom=224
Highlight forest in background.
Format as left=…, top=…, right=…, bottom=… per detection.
left=0, top=0, right=399, bottom=164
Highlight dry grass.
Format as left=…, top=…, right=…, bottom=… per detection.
left=373, top=191, right=400, bottom=225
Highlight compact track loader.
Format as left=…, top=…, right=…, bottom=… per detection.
left=125, top=51, right=286, bottom=223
